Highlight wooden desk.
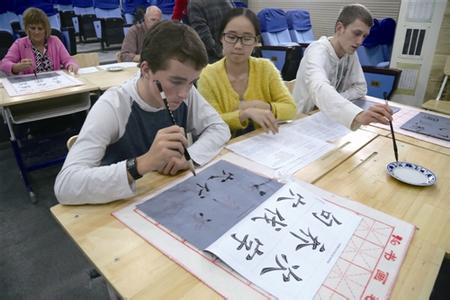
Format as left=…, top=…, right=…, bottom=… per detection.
left=362, top=96, right=450, bottom=155
left=79, top=67, right=138, bottom=91
left=309, top=135, right=450, bottom=299
left=0, top=74, right=98, bottom=201
left=0, top=78, right=97, bottom=108
left=50, top=129, right=377, bottom=299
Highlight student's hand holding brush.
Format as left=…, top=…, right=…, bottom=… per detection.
left=135, top=125, right=191, bottom=176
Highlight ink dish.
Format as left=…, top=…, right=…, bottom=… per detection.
left=386, top=161, right=436, bottom=186
left=107, top=66, right=124, bottom=72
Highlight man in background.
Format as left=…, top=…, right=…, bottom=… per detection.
left=118, top=6, right=162, bottom=62
left=188, top=0, right=233, bottom=63
left=293, top=4, right=392, bottom=130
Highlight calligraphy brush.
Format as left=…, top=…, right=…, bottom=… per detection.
left=384, top=93, right=398, bottom=162
left=154, top=80, right=197, bottom=176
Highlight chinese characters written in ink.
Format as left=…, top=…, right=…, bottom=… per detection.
left=313, top=209, right=342, bottom=227
left=260, top=254, right=302, bottom=282
left=290, top=227, right=325, bottom=252
left=276, top=188, right=306, bottom=208
left=231, top=233, right=264, bottom=260
left=251, top=208, right=287, bottom=231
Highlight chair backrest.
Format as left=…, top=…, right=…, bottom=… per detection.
left=94, top=0, right=120, bottom=10
left=0, top=30, right=15, bottom=60
left=48, top=14, right=62, bottom=30
left=94, top=8, right=122, bottom=19
left=72, top=52, right=100, bottom=67
left=286, top=10, right=314, bottom=44
left=257, top=8, right=295, bottom=46
left=357, top=45, right=386, bottom=67
left=359, top=18, right=396, bottom=67
left=0, top=11, right=20, bottom=34
left=362, top=66, right=401, bottom=100
left=60, top=10, right=76, bottom=29
left=73, top=0, right=95, bottom=16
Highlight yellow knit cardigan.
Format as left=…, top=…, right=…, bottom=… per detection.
left=197, top=56, right=297, bottom=133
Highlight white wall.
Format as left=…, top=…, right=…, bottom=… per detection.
left=390, top=0, right=448, bottom=106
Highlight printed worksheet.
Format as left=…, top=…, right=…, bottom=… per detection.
left=1, top=71, right=84, bottom=96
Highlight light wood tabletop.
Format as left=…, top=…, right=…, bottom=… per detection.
left=310, top=135, right=450, bottom=299
left=78, top=66, right=139, bottom=91
left=50, top=128, right=380, bottom=299
left=362, top=96, right=450, bottom=155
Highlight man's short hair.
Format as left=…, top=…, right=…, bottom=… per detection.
left=140, top=21, right=208, bottom=72
left=23, top=7, right=51, bottom=38
left=336, top=4, right=373, bottom=29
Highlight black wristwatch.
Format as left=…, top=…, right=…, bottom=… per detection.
left=126, top=158, right=142, bottom=180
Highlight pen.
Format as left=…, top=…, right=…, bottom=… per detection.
left=33, top=69, right=38, bottom=80
left=154, top=80, right=197, bottom=176
left=384, top=94, right=398, bottom=162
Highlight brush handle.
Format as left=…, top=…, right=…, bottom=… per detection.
left=384, top=96, right=399, bottom=162
left=155, top=80, right=195, bottom=171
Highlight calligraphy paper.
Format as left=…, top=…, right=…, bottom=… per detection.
left=206, top=181, right=361, bottom=299
left=400, top=112, right=450, bottom=141
left=136, top=160, right=283, bottom=249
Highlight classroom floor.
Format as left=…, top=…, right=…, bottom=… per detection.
left=0, top=141, right=109, bottom=300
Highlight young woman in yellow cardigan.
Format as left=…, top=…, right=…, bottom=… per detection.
left=197, top=8, right=297, bottom=137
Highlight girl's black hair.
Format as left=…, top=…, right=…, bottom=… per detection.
left=217, top=8, right=261, bottom=41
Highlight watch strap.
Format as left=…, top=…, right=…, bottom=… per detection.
left=126, top=158, right=142, bottom=180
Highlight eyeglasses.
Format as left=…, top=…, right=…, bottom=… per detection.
left=222, top=32, right=257, bottom=46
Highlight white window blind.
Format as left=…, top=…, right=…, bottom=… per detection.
left=249, top=0, right=401, bottom=38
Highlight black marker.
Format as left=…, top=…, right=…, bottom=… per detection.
left=154, top=80, right=196, bottom=176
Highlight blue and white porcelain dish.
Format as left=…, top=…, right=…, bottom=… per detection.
left=386, top=161, right=436, bottom=186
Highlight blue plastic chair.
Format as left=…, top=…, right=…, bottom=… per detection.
left=123, top=0, right=148, bottom=24
left=255, top=8, right=303, bottom=80
left=356, top=17, right=400, bottom=99
left=286, top=9, right=315, bottom=44
left=55, top=0, right=74, bottom=12
left=257, top=8, right=297, bottom=47
left=358, top=18, right=396, bottom=68
left=0, top=2, right=20, bottom=34
left=93, top=0, right=125, bottom=49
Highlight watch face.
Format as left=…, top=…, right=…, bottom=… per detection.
left=127, top=158, right=134, bottom=169
left=127, top=158, right=142, bottom=179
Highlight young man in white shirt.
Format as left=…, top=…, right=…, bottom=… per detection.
left=293, top=4, right=392, bottom=129
left=54, top=21, right=231, bottom=205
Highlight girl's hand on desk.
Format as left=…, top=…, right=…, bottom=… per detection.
left=239, top=100, right=271, bottom=111
left=12, top=59, right=33, bottom=74
left=67, top=64, right=79, bottom=75
left=240, top=107, right=279, bottom=134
